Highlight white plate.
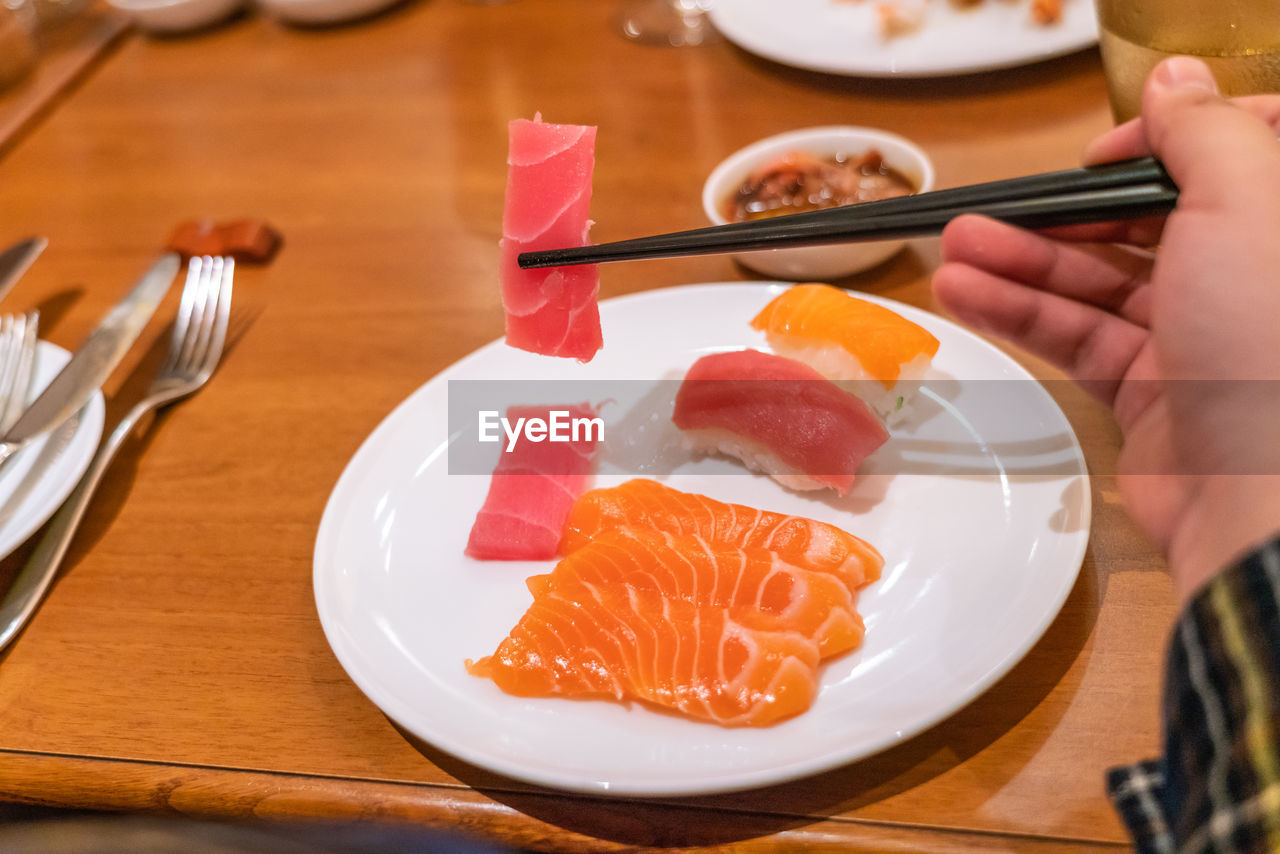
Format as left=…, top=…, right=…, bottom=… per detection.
left=710, top=0, right=1098, bottom=77
left=0, top=342, right=104, bottom=560
left=105, top=0, right=244, bottom=34
left=313, top=283, right=1090, bottom=796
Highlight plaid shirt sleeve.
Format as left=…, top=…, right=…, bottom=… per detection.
left=1107, top=534, right=1280, bottom=854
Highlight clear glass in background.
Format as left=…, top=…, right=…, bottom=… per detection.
left=617, top=0, right=719, bottom=47
left=1095, top=0, right=1280, bottom=122
left=0, top=0, right=39, bottom=92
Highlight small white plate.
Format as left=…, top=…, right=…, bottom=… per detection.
left=313, top=283, right=1090, bottom=796
left=710, top=0, right=1098, bottom=77
left=0, top=342, right=105, bottom=561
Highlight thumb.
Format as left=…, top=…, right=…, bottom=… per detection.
left=1141, top=57, right=1280, bottom=211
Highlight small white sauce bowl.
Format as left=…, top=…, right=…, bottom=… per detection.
left=702, top=125, right=935, bottom=281
left=106, top=0, right=244, bottom=33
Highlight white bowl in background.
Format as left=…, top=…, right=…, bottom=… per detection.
left=702, top=125, right=935, bottom=281
left=106, top=0, right=243, bottom=33
left=256, top=0, right=403, bottom=26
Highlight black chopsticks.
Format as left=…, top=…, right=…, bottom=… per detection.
left=517, top=156, right=1178, bottom=270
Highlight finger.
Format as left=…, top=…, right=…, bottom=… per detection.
left=932, top=261, right=1148, bottom=403
left=940, top=215, right=1154, bottom=323
left=1138, top=58, right=1280, bottom=382
left=1083, top=93, right=1280, bottom=165
left=1110, top=342, right=1162, bottom=433
left=1082, top=117, right=1146, bottom=165
left=1142, top=58, right=1280, bottom=215
left=1034, top=215, right=1166, bottom=248
left=1228, top=94, right=1280, bottom=129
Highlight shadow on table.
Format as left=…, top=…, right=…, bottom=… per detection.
left=27, top=288, right=84, bottom=336
left=394, top=559, right=1100, bottom=848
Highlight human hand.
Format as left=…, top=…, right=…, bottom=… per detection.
left=932, top=57, right=1280, bottom=603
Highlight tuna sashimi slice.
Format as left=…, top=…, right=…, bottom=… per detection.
left=672, top=349, right=889, bottom=496
left=561, top=479, right=883, bottom=592
left=499, top=117, right=602, bottom=362
left=465, top=403, right=600, bottom=561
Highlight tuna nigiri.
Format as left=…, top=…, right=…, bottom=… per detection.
left=671, top=349, right=888, bottom=496
left=465, top=403, right=600, bottom=561
left=751, top=284, right=939, bottom=423
left=561, top=479, right=883, bottom=592
left=499, top=116, right=602, bottom=362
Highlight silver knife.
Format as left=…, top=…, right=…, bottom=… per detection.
left=0, top=253, right=181, bottom=465
left=0, top=237, right=48, bottom=303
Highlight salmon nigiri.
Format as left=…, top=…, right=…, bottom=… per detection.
left=561, top=479, right=882, bottom=592
left=467, top=528, right=860, bottom=726
left=751, top=283, right=939, bottom=423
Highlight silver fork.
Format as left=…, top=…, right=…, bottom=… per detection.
left=0, top=311, right=40, bottom=434
left=0, top=256, right=233, bottom=653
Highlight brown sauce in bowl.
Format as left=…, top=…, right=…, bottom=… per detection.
left=721, top=149, right=916, bottom=222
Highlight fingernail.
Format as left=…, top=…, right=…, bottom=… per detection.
left=1153, top=56, right=1219, bottom=93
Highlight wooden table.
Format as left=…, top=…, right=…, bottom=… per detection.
left=0, top=1, right=1176, bottom=850
left=0, top=1, right=129, bottom=157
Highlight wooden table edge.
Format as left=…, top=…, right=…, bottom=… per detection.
left=0, top=749, right=1131, bottom=851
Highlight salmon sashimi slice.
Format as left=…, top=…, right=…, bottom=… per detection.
left=750, top=283, right=939, bottom=390
left=499, top=116, right=602, bottom=362
left=465, top=404, right=600, bottom=561
left=529, top=528, right=864, bottom=658
left=467, top=531, right=833, bottom=726
left=672, top=349, right=889, bottom=496
left=561, top=479, right=883, bottom=591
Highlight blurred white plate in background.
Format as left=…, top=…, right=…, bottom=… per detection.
left=711, top=0, right=1098, bottom=77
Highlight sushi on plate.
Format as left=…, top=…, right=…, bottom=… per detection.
left=561, top=478, right=883, bottom=592
left=751, top=283, right=939, bottom=424
left=671, top=349, right=889, bottom=496
left=469, top=481, right=881, bottom=727
left=467, top=529, right=829, bottom=726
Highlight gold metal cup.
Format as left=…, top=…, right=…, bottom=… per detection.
left=1094, top=0, right=1280, bottom=122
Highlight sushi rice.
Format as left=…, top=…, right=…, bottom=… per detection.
left=764, top=336, right=932, bottom=427
left=681, top=427, right=840, bottom=493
